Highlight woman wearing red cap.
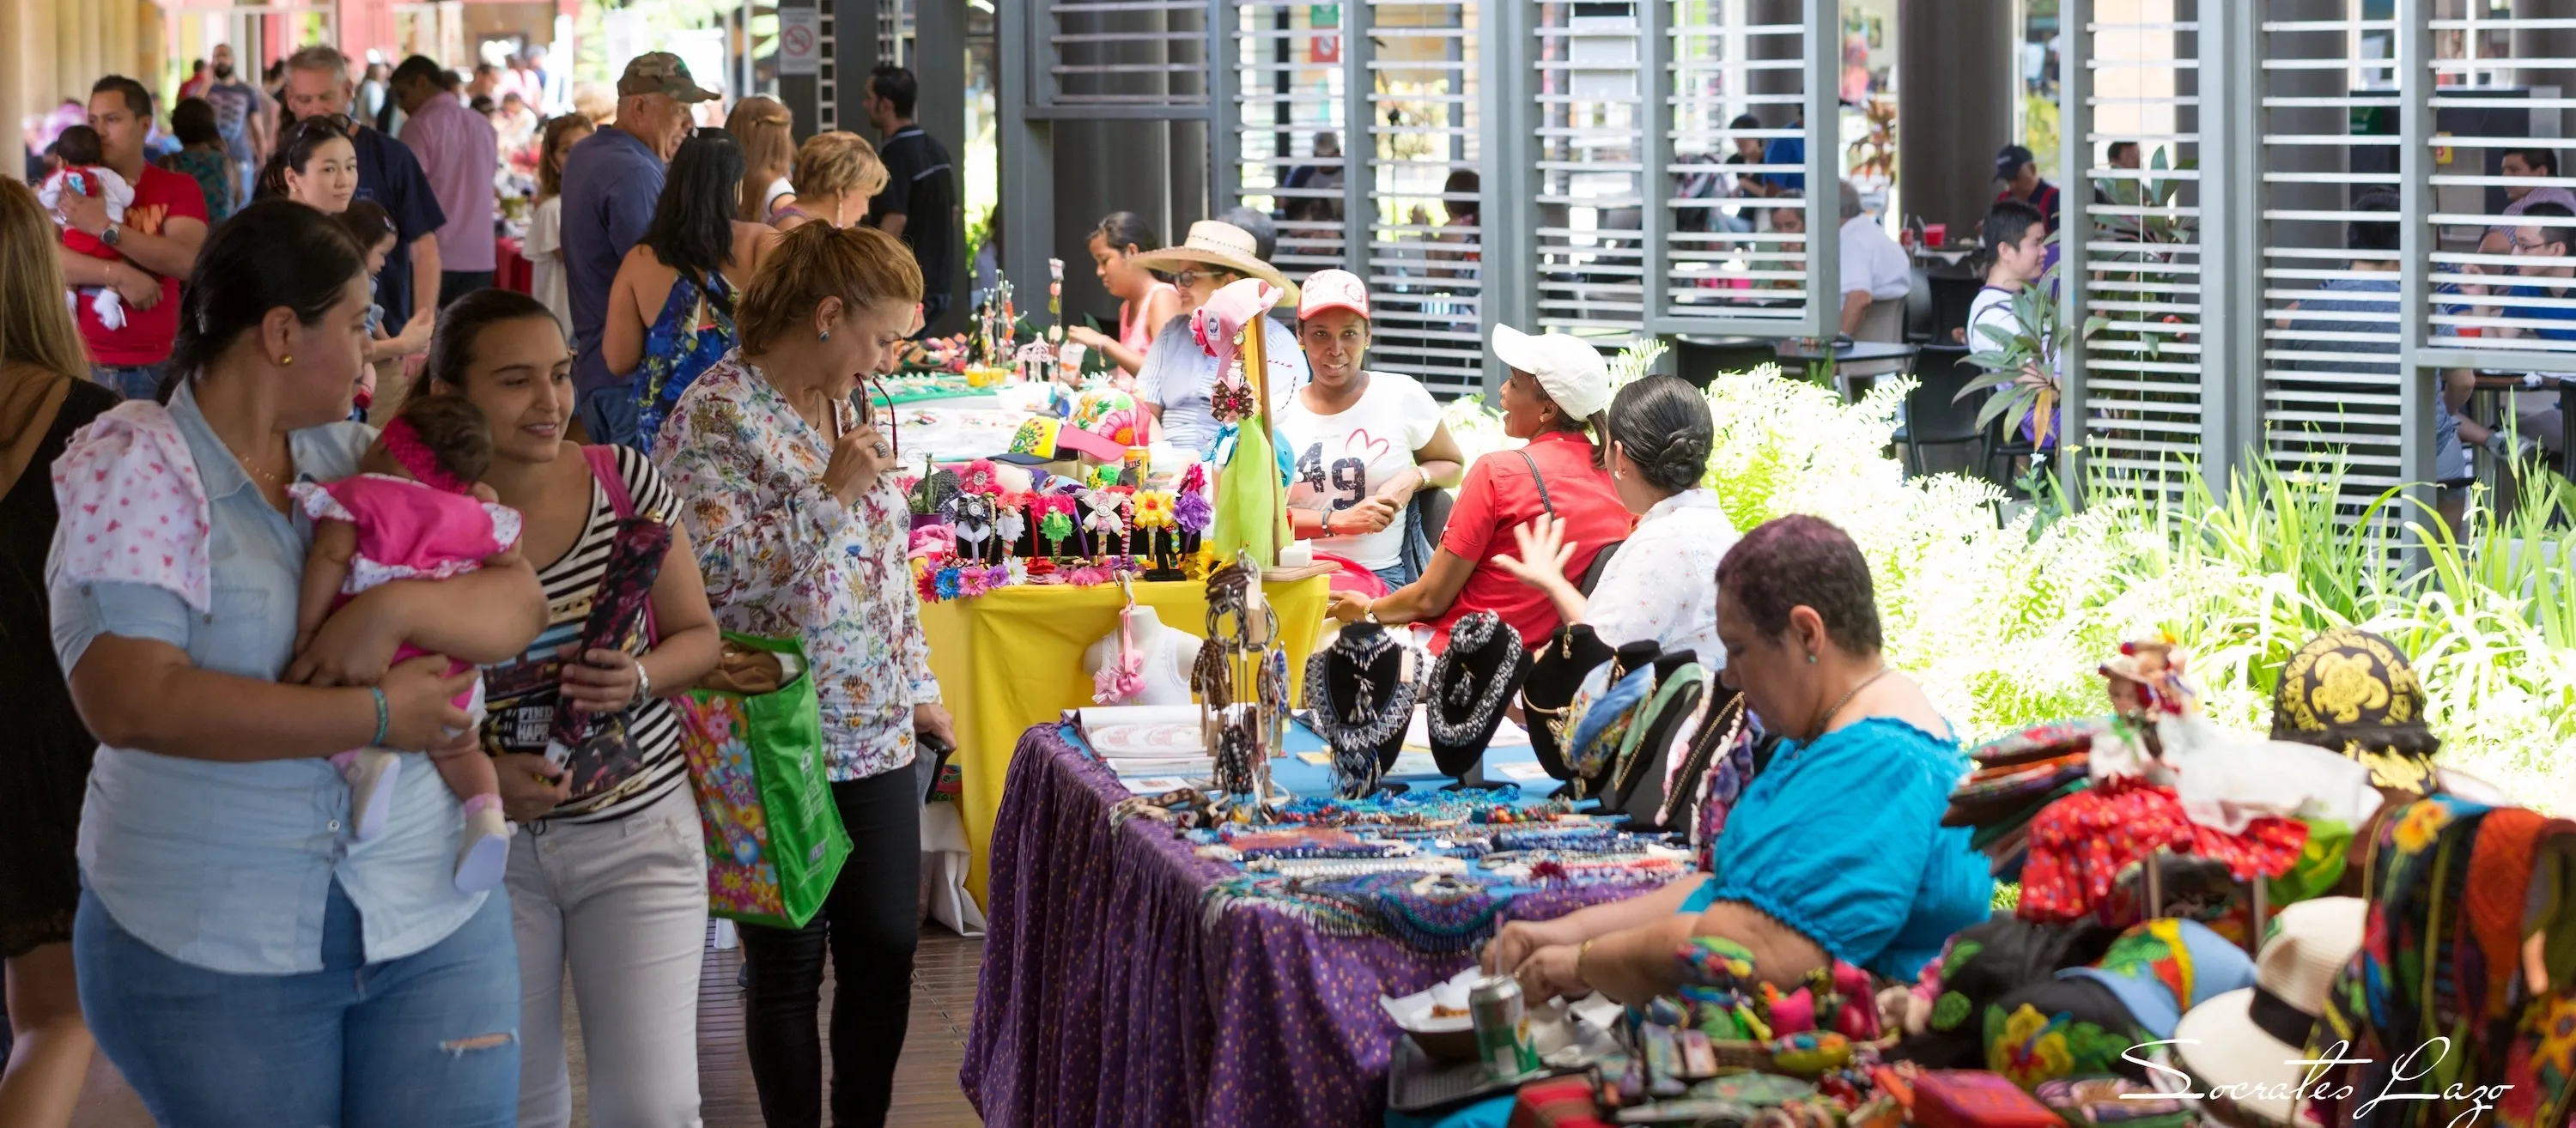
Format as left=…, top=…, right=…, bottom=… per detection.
left=1279, top=269, right=1466, bottom=588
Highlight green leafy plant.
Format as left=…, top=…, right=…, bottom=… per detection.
left=1437, top=369, right=2576, bottom=806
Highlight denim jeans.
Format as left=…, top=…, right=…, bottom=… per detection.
left=76, top=882, right=521, bottom=1127
left=91, top=362, right=166, bottom=402
left=738, top=768, right=921, bottom=1128
left=1372, top=561, right=1420, bottom=590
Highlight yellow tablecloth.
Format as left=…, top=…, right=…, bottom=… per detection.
left=920, top=576, right=1330, bottom=904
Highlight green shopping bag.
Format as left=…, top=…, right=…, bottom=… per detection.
left=676, top=632, right=849, bottom=930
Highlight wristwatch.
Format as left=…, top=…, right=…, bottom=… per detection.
left=100, top=221, right=122, bottom=248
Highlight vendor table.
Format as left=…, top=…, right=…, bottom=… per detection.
left=920, top=576, right=1332, bottom=903
left=961, top=724, right=1669, bottom=1127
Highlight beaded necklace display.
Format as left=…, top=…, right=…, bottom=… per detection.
left=1302, top=630, right=1419, bottom=798
left=1426, top=612, right=1524, bottom=749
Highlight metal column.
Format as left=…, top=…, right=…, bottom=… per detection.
left=2057, top=0, right=2092, bottom=494
left=1485, top=0, right=1538, bottom=399
left=2198, top=0, right=2263, bottom=488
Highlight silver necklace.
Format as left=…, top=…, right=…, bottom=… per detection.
left=1303, top=633, right=1419, bottom=797
left=1426, top=613, right=1523, bottom=747
left=1810, top=666, right=1892, bottom=739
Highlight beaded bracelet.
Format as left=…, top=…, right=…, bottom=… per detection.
left=368, top=687, right=390, bottom=746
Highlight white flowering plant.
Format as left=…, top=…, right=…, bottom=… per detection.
left=1440, top=349, right=2576, bottom=806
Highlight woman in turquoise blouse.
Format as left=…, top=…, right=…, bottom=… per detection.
left=1484, top=514, right=1990, bottom=1002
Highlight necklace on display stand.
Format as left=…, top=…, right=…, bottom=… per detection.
left=1425, top=611, right=1530, bottom=783
left=1303, top=623, right=1421, bottom=799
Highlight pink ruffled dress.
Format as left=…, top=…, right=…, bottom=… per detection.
left=289, top=474, right=525, bottom=710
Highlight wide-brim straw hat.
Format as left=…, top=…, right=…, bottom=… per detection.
left=2170, top=896, right=2367, bottom=1127
left=1128, top=221, right=1299, bottom=304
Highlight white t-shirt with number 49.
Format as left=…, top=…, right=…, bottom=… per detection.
left=1279, top=370, right=1443, bottom=571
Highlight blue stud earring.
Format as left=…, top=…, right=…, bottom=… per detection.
left=819, top=330, right=831, bottom=343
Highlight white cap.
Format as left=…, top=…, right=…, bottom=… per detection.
left=1492, top=324, right=1611, bottom=420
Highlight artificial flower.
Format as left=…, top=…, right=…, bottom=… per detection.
left=982, top=564, right=1012, bottom=591
left=960, top=458, right=1002, bottom=496
left=1026, top=557, right=1058, bottom=579
left=908, top=525, right=957, bottom=562
left=1079, top=488, right=1129, bottom=539
left=1182, top=463, right=1207, bottom=493
left=995, top=501, right=1028, bottom=546
left=1040, top=509, right=1075, bottom=549
left=917, top=567, right=940, bottom=603
left=1133, top=490, right=1177, bottom=530
left=933, top=567, right=964, bottom=601
left=957, top=566, right=992, bottom=597
left=1173, top=490, right=1213, bottom=534
left=1005, top=557, right=1030, bottom=585
left=1067, top=564, right=1110, bottom=587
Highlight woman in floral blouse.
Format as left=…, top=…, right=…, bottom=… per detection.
left=653, top=221, right=954, bottom=1128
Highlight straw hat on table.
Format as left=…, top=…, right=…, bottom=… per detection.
left=1127, top=221, right=1300, bottom=305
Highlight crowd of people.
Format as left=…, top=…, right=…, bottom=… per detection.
left=1, top=42, right=967, bottom=1128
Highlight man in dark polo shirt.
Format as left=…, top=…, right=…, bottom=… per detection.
left=280, top=45, right=445, bottom=337
left=862, top=64, right=961, bottom=332
left=559, top=52, right=715, bottom=446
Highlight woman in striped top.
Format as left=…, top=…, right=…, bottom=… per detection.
left=412, top=289, right=723, bottom=1128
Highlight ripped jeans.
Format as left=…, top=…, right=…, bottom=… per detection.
left=76, top=880, right=521, bottom=1127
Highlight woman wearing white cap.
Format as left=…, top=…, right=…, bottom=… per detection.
left=1127, top=210, right=1310, bottom=453
left=1279, top=269, right=1467, bottom=589
left=1325, top=325, right=1627, bottom=652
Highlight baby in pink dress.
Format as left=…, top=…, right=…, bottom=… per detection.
left=290, top=394, right=524, bottom=892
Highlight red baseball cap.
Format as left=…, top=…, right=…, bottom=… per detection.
left=1297, top=269, right=1370, bottom=321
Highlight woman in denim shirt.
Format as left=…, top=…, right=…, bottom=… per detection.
left=50, top=201, right=549, bottom=1126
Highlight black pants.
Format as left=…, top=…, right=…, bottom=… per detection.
left=438, top=270, right=495, bottom=309
left=739, top=767, right=922, bottom=1128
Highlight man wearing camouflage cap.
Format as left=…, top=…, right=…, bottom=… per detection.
left=561, top=52, right=719, bottom=445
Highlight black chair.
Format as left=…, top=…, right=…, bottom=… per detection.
left=1903, top=264, right=1935, bottom=343
left=1414, top=486, right=1454, bottom=546
left=1894, top=345, right=1984, bottom=477
left=1984, top=400, right=2046, bottom=489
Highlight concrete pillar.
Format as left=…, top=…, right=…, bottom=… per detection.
left=78, top=0, right=104, bottom=92
left=1897, top=0, right=2014, bottom=235
left=2517, top=0, right=2576, bottom=143
left=60, top=0, right=88, bottom=105
left=2266, top=0, right=2348, bottom=251
left=1747, top=0, right=1801, bottom=129
left=917, top=0, right=970, bottom=333
left=1, top=0, right=26, bottom=183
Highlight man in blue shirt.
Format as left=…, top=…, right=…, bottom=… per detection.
left=561, top=52, right=714, bottom=446
left=280, top=45, right=445, bottom=336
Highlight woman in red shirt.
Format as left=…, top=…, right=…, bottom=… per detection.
left=1326, top=325, right=1627, bottom=650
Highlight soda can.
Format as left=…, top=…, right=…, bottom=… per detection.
left=1468, top=974, right=1540, bottom=1081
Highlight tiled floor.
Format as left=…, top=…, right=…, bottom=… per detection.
left=68, top=925, right=987, bottom=1127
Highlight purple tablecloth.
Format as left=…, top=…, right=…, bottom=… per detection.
left=961, top=724, right=1670, bottom=1127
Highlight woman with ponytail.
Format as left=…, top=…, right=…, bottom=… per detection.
left=1491, top=373, right=1736, bottom=664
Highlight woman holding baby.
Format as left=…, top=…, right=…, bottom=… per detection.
left=47, top=199, right=548, bottom=1125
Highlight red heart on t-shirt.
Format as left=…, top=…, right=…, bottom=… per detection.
left=1342, top=428, right=1392, bottom=466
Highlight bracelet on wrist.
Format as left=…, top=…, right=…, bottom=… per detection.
left=368, top=687, right=390, bottom=746
left=631, top=660, right=653, bottom=708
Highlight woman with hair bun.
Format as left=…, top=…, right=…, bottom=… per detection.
left=1492, top=373, right=1736, bottom=664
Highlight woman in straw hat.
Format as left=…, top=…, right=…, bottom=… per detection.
left=1127, top=209, right=1310, bottom=454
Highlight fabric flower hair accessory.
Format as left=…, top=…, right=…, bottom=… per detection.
left=1133, top=490, right=1176, bottom=530
left=1079, top=488, right=1129, bottom=539
left=959, top=458, right=1003, bottom=496
left=1035, top=494, right=1076, bottom=554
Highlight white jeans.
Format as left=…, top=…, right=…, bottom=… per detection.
left=507, top=785, right=709, bottom=1128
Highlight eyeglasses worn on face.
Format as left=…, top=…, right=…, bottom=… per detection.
left=1174, top=267, right=1241, bottom=288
